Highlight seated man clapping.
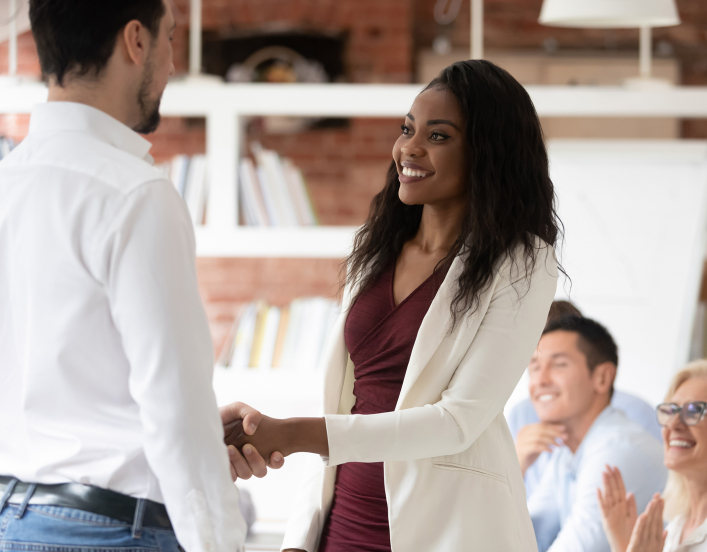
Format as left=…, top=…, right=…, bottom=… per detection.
left=598, top=360, right=707, bottom=552
left=526, top=316, right=667, bottom=552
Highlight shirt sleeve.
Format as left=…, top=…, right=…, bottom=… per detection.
left=528, top=461, right=562, bottom=552
left=96, top=179, right=246, bottom=552
left=547, top=440, right=666, bottom=552
left=324, top=244, right=557, bottom=466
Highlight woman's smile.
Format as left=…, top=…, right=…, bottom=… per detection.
left=399, top=161, right=435, bottom=183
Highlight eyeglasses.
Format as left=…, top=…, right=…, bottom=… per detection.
left=656, top=401, right=707, bottom=427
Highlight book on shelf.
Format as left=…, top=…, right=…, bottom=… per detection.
left=0, top=137, right=16, bottom=160
left=239, top=143, right=319, bottom=227
left=157, top=154, right=208, bottom=225
left=217, top=297, right=340, bottom=371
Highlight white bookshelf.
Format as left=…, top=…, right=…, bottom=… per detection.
left=3, top=81, right=707, bottom=258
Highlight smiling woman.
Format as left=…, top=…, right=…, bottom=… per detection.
left=230, top=60, right=563, bottom=552
left=598, top=361, right=707, bottom=552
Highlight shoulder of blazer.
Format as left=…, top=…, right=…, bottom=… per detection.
left=342, top=237, right=556, bottom=310
left=494, top=237, right=557, bottom=287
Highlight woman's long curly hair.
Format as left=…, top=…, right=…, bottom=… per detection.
left=344, top=60, right=564, bottom=327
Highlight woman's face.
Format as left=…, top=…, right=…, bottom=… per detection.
left=662, top=377, right=707, bottom=478
left=392, top=87, right=467, bottom=207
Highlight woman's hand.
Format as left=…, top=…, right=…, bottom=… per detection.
left=232, top=415, right=329, bottom=460
left=626, top=494, right=667, bottom=552
left=597, top=465, right=637, bottom=552
left=219, top=402, right=285, bottom=480
left=230, top=415, right=295, bottom=461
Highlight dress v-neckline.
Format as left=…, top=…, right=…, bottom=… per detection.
left=390, top=262, right=441, bottom=310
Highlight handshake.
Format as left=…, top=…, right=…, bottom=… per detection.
left=219, top=401, right=286, bottom=480
left=219, top=402, right=329, bottom=480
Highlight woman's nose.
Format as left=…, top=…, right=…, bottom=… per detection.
left=666, top=413, right=687, bottom=431
left=400, top=139, right=426, bottom=158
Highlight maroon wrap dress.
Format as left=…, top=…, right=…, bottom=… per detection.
left=318, top=261, right=449, bottom=552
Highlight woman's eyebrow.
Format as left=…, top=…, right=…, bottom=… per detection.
left=426, top=119, right=461, bottom=131
left=405, top=113, right=460, bottom=131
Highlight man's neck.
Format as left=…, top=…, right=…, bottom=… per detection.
left=562, top=398, right=611, bottom=453
left=47, top=78, right=136, bottom=130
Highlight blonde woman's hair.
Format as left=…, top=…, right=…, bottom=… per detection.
left=662, top=359, right=707, bottom=521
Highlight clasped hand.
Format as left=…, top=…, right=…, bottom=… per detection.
left=219, top=402, right=285, bottom=480
left=224, top=412, right=293, bottom=462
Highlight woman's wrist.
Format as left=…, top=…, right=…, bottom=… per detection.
left=282, top=417, right=329, bottom=457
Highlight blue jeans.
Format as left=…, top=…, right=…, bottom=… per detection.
left=0, top=503, right=182, bottom=552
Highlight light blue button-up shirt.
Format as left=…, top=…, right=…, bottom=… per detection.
left=508, top=390, right=662, bottom=498
left=527, top=407, right=667, bottom=552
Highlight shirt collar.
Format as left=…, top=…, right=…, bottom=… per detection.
left=682, top=515, right=707, bottom=546
left=29, top=102, right=154, bottom=162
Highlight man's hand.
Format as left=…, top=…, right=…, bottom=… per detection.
left=626, top=494, right=666, bottom=552
left=597, top=465, right=637, bottom=552
left=220, top=402, right=284, bottom=480
left=515, top=422, right=567, bottom=476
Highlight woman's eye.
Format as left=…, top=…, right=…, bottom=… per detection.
left=401, top=124, right=410, bottom=135
left=430, top=132, right=449, bottom=141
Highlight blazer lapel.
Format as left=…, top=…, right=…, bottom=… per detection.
left=396, top=256, right=464, bottom=407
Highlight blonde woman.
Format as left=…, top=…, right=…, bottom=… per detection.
left=597, top=360, right=707, bottom=552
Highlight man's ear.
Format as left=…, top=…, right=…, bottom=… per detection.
left=120, top=20, right=152, bottom=66
left=592, top=362, right=617, bottom=395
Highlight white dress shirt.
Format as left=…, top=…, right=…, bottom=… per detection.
left=0, top=102, right=245, bottom=552
left=664, top=515, right=707, bottom=552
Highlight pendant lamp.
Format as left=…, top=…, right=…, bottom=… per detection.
left=539, top=0, right=680, bottom=28
left=538, top=0, right=680, bottom=85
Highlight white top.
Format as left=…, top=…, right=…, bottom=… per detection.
left=665, top=516, right=707, bottom=552
left=0, top=102, right=245, bottom=552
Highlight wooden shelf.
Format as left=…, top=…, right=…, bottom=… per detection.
left=4, top=81, right=707, bottom=117
left=5, top=81, right=707, bottom=257
left=195, top=225, right=357, bottom=258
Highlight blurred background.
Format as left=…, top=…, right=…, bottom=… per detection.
left=2, top=0, right=707, bottom=547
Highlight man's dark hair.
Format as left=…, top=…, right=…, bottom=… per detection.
left=29, top=0, right=166, bottom=86
left=546, top=300, right=582, bottom=327
left=543, top=315, right=618, bottom=396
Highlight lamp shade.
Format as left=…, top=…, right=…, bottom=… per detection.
left=539, top=0, right=680, bottom=28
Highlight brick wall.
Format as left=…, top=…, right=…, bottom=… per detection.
left=171, top=0, right=413, bottom=83
left=198, top=257, right=342, bottom=356
left=2, top=0, right=707, bottom=355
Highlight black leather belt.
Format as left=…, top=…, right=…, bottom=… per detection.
left=0, top=475, right=172, bottom=530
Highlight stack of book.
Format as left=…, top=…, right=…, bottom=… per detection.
left=239, top=143, right=319, bottom=226
left=218, top=298, right=340, bottom=371
left=157, top=154, right=208, bottom=225
left=0, top=137, right=16, bottom=160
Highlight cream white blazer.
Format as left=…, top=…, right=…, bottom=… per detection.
left=281, top=240, right=558, bottom=552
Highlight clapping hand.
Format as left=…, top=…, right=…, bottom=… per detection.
left=219, top=402, right=285, bottom=481
left=626, top=494, right=667, bottom=552
left=597, top=465, right=638, bottom=552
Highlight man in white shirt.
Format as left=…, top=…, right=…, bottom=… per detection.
left=522, top=316, right=666, bottom=552
left=0, top=1, right=280, bottom=550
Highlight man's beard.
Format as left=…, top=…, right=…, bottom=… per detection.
left=134, top=59, right=162, bottom=135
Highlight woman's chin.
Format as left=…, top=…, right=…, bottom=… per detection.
left=397, top=192, right=425, bottom=206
